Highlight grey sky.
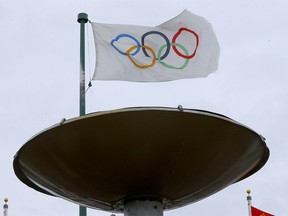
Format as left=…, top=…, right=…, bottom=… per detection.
left=1, top=0, right=287, bottom=215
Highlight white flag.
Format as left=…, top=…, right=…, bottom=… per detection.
left=91, top=10, right=220, bottom=82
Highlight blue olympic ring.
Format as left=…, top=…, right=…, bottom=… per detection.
left=110, top=34, right=141, bottom=56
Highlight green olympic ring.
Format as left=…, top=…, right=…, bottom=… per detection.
left=157, top=43, right=190, bottom=69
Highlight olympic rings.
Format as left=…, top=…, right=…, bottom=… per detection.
left=110, top=28, right=199, bottom=69
left=141, top=31, right=170, bottom=60
left=126, top=45, right=156, bottom=69
left=158, top=43, right=190, bottom=69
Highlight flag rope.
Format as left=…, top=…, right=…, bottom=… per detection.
left=85, top=20, right=93, bottom=92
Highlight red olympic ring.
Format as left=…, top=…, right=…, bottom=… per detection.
left=172, top=28, right=199, bottom=59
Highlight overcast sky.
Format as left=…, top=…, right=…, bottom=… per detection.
left=1, top=0, right=287, bottom=215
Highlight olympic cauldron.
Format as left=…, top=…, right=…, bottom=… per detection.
left=13, top=107, right=269, bottom=216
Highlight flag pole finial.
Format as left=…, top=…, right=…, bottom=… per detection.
left=77, top=13, right=88, bottom=23
left=247, top=189, right=252, bottom=201
left=3, top=198, right=8, bottom=203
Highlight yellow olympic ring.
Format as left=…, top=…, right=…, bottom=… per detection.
left=126, top=45, right=156, bottom=69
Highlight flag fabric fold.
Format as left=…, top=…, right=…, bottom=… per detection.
left=91, top=10, right=220, bottom=82
left=251, top=206, right=274, bottom=216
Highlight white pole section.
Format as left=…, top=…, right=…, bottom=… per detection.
left=247, top=190, right=252, bottom=216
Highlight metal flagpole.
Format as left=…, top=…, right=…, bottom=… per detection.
left=78, top=12, right=88, bottom=116
left=247, top=189, right=252, bottom=216
left=77, top=12, right=88, bottom=216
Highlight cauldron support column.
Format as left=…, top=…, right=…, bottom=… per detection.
left=124, top=199, right=163, bottom=216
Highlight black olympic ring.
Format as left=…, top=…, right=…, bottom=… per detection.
left=141, top=31, right=171, bottom=61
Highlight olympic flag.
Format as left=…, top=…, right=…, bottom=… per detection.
left=91, top=10, right=220, bottom=82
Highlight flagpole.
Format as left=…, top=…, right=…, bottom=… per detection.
left=77, top=12, right=88, bottom=216
left=247, top=189, right=252, bottom=216
left=3, top=198, right=8, bottom=216
left=78, top=12, right=88, bottom=116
